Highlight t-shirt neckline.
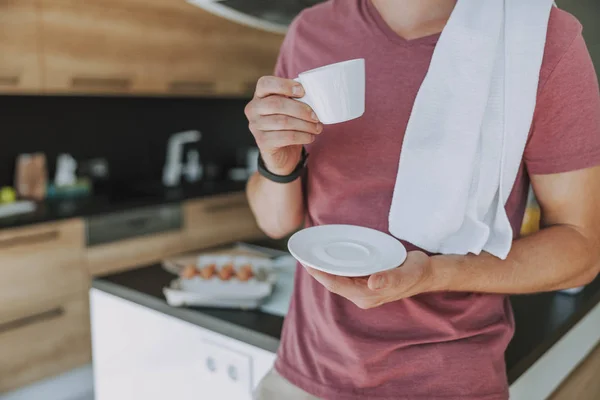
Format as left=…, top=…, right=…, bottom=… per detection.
left=364, top=0, right=442, bottom=47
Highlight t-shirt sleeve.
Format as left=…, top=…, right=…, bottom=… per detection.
left=524, top=32, right=600, bottom=175
left=274, top=43, right=290, bottom=79
left=273, top=18, right=300, bottom=80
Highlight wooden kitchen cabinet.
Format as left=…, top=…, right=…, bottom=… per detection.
left=40, top=0, right=166, bottom=94
left=0, top=292, right=92, bottom=394
left=144, top=0, right=283, bottom=96
left=39, top=0, right=283, bottom=96
left=87, top=192, right=265, bottom=276
left=0, top=218, right=87, bottom=318
left=549, top=343, right=600, bottom=400
left=86, top=230, right=186, bottom=276
left=183, top=192, right=264, bottom=250
left=0, top=0, right=42, bottom=93
left=0, top=218, right=90, bottom=393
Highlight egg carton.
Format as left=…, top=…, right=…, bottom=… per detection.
left=162, top=254, right=277, bottom=309
left=163, top=287, right=272, bottom=309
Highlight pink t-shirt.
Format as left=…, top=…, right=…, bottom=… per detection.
left=274, top=1, right=600, bottom=399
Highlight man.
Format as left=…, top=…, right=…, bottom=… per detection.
left=245, top=0, right=600, bottom=399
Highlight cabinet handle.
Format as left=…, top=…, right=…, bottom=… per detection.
left=0, top=75, right=20, bottom=86
left=0, top=230, right=60, bottom=250
left=0, top=307, right=64, bottom=335
left=168, top=80, right=216, bottom=94
left=71, top=77, right=131, bottom=90
left=126, top=216, right=151, bottom=229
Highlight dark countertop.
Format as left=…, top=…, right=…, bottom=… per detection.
left=93, top=260, right=600, bottom=384
left=0, top=181, right=246, bottom=230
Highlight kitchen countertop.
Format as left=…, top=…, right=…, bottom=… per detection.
left=93, top=256, right=600, bottom=385
left=0, top=180, right=246, bottom=230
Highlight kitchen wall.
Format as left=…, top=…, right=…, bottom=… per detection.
left=0, top=1, right=595, bottom=192
left=0, top=95, right=255, bottom=188
left=558, top=0, right=600, bottom=68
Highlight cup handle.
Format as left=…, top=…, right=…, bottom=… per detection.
left=293, top=78, right=313, bottom=109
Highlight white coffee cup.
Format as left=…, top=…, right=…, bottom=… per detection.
left=293, top=58, right=365, bottom=125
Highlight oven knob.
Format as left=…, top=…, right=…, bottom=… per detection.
left=206, top=357, right=217, bottom=372
left=227, top=365, right=238, bottom=381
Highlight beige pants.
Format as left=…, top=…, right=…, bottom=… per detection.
left=253, top=369, right=321, bottom=400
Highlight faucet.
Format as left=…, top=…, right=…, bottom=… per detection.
left=162, top=130, right=201, bottom=187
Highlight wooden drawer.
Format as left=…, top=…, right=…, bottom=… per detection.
left=86, top=230, right=186, bottom=276
left=183, top=192, right=264, bottom=251
left=0, top=219, right=87, bottom=316
left=0, top=293, right=91, bottom=393
left=0, top=218, right=84, bottom=252
left=550, top=344, right=600, bottom=400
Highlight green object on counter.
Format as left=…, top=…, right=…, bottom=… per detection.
left=0, top=186, right=16, bottom=203
left=46, top=178, right=92, bottom=199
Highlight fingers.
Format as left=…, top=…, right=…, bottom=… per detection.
left=251, top=114, right=322, bottom=135
left=254, top=95, right=318, bottom=123
left=305, top=267, right=362, bottom=296
left=308, top=268, right=380, bottom=309
left=305, top=267, right=342, bottom=294
left=305, top=267, right=389, bottom=309
left=368, top=251, right=431, bottom=291
left=245, top=76, right=320, bottom=155
left=255, top=76, right=305, bottom=99
left=255, top=130, right=315, bottom=147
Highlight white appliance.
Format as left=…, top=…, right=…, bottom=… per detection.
left=91, top=289, right=277, bottom=400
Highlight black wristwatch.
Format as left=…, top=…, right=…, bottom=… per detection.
left=257, top=148, right=308, bottom=184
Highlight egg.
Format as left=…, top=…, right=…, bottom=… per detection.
left=218, top=265, right=235, bottom=281
left=181, top=264, right=198, bottom=279
left=236, top=266, right=254, bottom=281
left=199, top=264, right=216, bottom=279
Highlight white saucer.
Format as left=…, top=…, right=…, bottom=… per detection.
left=287, top=225, right=407, bottom=277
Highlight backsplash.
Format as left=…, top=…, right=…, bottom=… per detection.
left=0, top=95, right=255, bottom=188
left=1, top=2, right=594, bottom=191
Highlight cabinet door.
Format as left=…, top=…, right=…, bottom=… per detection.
left=86, top=230, right=186, bottom=277
left=39, top=0, right=283, bottom=96
left=149, top=0, right=283, bottom=97
left=183, top=192, right=264, bottom=251
left=0, top=219, right=87, bottom=318
left=0, top=0, right=42, bottom=93
left=40, top=0, right=165, bottom=94
left=0, top=293, right=91, bottom=393
left=549, top=343, right=600, bottom=400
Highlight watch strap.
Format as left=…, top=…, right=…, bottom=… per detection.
left=257, top=148, right=308, bottom=184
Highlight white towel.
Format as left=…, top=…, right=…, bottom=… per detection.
left=388, top=0, right=554, bottom=259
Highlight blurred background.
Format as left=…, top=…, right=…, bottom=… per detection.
left=0, top=1, right=598, bottom=400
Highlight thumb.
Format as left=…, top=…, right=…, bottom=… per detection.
left=367, top=251, right=430, bottom=291
left=368, top=268, right=401, bottom=291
